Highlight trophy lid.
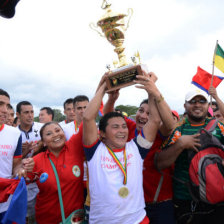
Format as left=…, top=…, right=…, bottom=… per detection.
left=97, top=8, right=127, bottom=28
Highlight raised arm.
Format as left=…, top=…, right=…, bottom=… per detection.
left=103, top=90, right=120, bottom=114
left=83, top=78, right=107, bottom=146
left=135, top=72, right=175, bottom=137
left=209, top=86, right=224, bottom=117
left=134, top=72, right=161, bottom=142
left=147, top=72, right=175, bottom=136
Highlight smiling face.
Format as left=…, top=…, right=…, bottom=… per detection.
left=184, top=96, right=209, bottom=123
left=41, top=123, right=66, bottom=153
left=135, top=103, right=149, bottom=131
left=100, top=117, right=128, bottom=150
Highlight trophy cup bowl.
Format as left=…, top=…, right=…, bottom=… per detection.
left=90, top=1, right=147, bottom=92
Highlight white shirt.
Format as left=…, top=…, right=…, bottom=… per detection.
left=85, top=135, right=153, bottom=224
left=61, top=121, right=79, bottom=141
left=17, top=122, right=43, bottom=202
left=0, top=124, right=22, bottom=213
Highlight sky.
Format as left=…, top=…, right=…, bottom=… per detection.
left=1, top=0, right=224, bottom=116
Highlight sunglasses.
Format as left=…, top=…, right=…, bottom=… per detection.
left=187, top=99, right=207, bottom=104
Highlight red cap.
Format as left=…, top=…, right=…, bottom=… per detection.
left=172, top=110, right=180, bottom=121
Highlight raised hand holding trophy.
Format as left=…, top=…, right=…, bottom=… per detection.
left=90, top=0, right=148, bottom=92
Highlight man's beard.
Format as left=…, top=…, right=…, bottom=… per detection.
left=187, top=113, right=206, bottom=123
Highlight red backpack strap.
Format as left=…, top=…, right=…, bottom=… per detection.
left=204, top=119, right=218, bottom=132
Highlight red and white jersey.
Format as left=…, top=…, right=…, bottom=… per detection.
left=0, top=124, right=22, bottom=213
left=61, top=120, right=79, bottom=141
left=58, top=120, right=66, bottom=126
left=0, top=124, right=22, bottom=178
left=84, top=135, right=153, bottom=224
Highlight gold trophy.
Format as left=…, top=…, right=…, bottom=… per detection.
left=90, top=0, right=148, bottom=92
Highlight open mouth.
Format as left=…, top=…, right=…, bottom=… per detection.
left=53, top=137, right=62, bottom=142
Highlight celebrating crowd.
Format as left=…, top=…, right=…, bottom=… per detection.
left=1, top=69, right=224, bottom=224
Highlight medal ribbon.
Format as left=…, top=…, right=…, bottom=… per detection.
left=106, top=145, right=127, bottom=185
left=74, top=120, right=78, bottom=132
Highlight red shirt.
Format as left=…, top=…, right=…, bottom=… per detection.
left=125, top=117, right=173, bottom=203
left=33, top=126, right=84, bottom=224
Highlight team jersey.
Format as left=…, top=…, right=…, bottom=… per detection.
left=162, top=117, right=224, bottom=200
left=18, top=122, right=43, bottom=141
left=125, top=117, right=173, bottom=203
left=84, top=135, right=152, bottom=224
left=0, top=124, right=22, bottom=213
left=17, top=122, right=43, bottom=202
left=59, top=120, right=67, bottom=126
left=61, top=120, right=79, bottom=141
left=32, top=126, right=84, bottom=224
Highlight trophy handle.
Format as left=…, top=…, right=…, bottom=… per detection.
left=89, top=23, right=104, bottom=37
left=124, top=8, right=133, bottom=31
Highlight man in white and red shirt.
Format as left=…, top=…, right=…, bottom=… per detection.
left=103, top=73, right=177, bottom=224
left=16, top=101, right=43, bottom=223
left=83, top=72, right=160, bottom=224
left=0, top=89, right=24, bottom=222
left=61, top=95, right=89, bottom=140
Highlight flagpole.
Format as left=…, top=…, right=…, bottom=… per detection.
left=210, top=40, right=218, bottom=106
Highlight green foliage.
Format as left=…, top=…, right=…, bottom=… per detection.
left=115, top=105, right=138, bottom=116
left=53, top=109, right=65, bottom=122
left=34, top=117, right=39, bottom=122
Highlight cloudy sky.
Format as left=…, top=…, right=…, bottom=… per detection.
left=1, top=0, right=224, bottom=116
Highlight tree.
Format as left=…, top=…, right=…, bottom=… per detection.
left=115, top=105, right=138, bottom=116
left=53, top=109, right=65, bottom=122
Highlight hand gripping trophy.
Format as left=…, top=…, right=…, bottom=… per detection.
left=90, top=0, right=148, bottom=92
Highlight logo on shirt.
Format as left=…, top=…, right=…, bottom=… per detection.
left=72, top=165, right=80, bottom=177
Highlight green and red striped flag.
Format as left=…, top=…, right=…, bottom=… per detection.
left=214, top=44, right=224, bottom=73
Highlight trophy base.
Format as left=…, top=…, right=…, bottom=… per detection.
left=105, top=64, right=148, bottom=93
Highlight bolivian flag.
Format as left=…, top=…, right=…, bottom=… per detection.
left=215, top=44, right=224, bottom=73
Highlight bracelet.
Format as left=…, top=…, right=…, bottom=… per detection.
left=155, top=94, right=164, bottom=104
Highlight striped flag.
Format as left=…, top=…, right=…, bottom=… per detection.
left=214, top=44, right=224, bottom=73
left=192, top=66, right=224, bottom=93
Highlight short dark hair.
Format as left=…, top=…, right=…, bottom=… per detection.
left=73, top=95, right=89, bottom=106
left=0, top=89, right=10, bottom=99
left=40, top=121, right=63, bottom=140
left=99, top=111, right=125, bottom=132
left=13, top=117, right=18, bottom=125
left=63, top=98, right=74, bottom=109
left=16, top=101, right=32, bottom=113
left=7, top=104, right=13, bottom=110
left=140, top=99, right=148, bottom=107
left=212, top=101, right=218, bottom=110
left=40, top=107, right=54, bottom=120
left=115, top=108, right=122, bottom=113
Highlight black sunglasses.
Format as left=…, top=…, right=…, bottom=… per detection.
left=187, top=99, right=207, bottom=104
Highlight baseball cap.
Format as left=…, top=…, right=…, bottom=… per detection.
left=185, top=89, right=208, bottom=102
left=172, top=110, right=180, bottom=121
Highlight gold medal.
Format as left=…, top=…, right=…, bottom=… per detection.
left=118, top=186, right=129, bottom=198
